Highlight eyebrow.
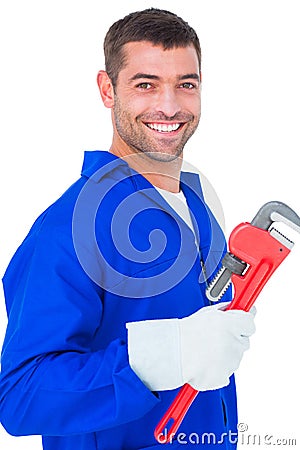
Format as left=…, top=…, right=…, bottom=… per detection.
left=129, top=73, right=200, bottom=82
left=129, top=73, right=160, bottom=82
left=179, top=73, right=200, bottom=81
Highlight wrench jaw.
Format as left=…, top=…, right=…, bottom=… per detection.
left=206, top=254, right=247, bottom=302
left=269, top=227, right=294, bottom=250
left=270, top=211, right=300, bottom=235
left=206, top=201, right=300, bottom=303
left=206, top=267, right=232, bottom=302
left=251, top=201, right=300, bottom=232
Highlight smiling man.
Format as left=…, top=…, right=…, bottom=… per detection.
left=98, top=27, right=202, bottom=193
left=99, top=42, right=201, bottom=162
left=0, top=8, right=255, bottom=450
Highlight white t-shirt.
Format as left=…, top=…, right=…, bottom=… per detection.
left=155, top=187, right=195, bottom=233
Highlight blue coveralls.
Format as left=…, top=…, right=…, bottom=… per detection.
left=0, top=151, right=237, bottom=449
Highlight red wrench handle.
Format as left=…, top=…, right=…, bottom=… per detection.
left=154, top=384, right=198, bottom=443
left=154, top=223, right=291, bottom=443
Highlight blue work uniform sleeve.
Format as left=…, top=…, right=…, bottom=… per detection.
left=0, top=212, right=159, bottom=437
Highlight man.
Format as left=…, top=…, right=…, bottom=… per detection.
left=0, top=8, right=255, bottom=449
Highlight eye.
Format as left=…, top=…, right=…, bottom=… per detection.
left=180, top=82, right=196, bottom=89
left=136, top=82, right=152, bottom=90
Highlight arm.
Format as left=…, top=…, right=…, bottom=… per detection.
left=0, top=215, right=158, bottom=437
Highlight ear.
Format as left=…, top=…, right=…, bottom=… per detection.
left=97, top=70, right=114, bottom=108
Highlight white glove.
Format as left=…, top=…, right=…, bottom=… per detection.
left=126, top=302, right=256, bottom=392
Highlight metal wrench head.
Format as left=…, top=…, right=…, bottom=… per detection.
left=206, top=201, right=300, bottom=303
left=251, top=201, right=300, bottom=233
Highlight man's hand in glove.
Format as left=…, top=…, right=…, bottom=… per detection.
left=126, top=302, right=256, bottom=392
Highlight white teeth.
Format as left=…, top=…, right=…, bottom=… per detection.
left=147, top=123, right=181, bottom=132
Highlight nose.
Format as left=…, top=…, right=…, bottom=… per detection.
left=154, top=86, right=181, bottom=119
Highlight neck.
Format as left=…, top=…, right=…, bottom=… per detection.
left=109, top=144, right=183, bottom=193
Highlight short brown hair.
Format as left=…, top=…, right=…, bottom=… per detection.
left=104, top=8, right=201, bottom=87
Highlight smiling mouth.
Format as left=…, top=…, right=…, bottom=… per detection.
left=145, top=122, right=184, bottom=133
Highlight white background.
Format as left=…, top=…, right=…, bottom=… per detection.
left=0, top=1, right=299, bottom=448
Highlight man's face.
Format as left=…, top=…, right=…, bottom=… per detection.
left=111, top=41, right=201, bottom=162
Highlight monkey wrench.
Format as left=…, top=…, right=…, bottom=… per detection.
left=155, top=201, right=300, bottom=443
